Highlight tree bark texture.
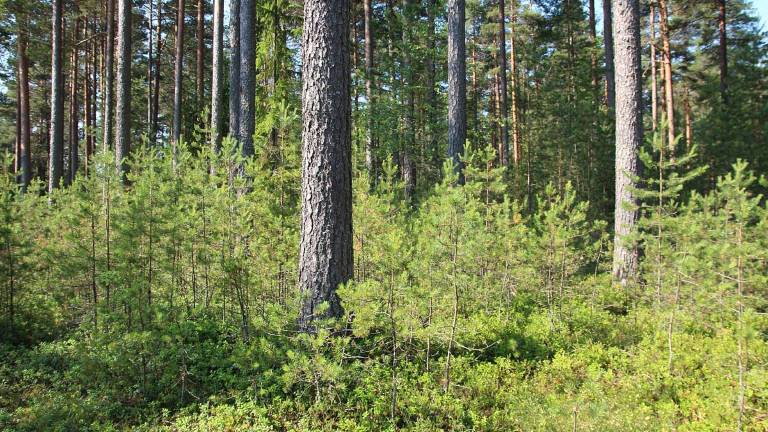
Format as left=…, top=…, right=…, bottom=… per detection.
left=298, top=0, right=352, bottom=330
left=49, top=0, right=65, bottom=192
left=612, top=0, right=643, bottom=285
left=211, top=0, right=224, bottom=152
left=603, top=0, right=615, bottom=112
left=228, top=0, right=240, bottom=140
left=115, top=0, right=132, bottom=181
left=239, top=0, right=256, bottom=158
left=447, top=0, right=466, bottom=181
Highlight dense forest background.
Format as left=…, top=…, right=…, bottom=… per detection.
left=0, top=0, right=767, bottom=430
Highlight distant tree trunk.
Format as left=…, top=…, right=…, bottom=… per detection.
left=85, top=19, right=94, bottom=172
left=364, top=0, right=375, bottom=176
left=426, top=0, right=438, bottom=163
left=17, top=18, right=31, bottom=190
left=151, top=0, right=162, bottom=141
left=509, top=4, right=520, bottom=165
left=49, top=0, right=65, bottom=192
left=684, top=87, right=692, bottom=150
left=401, top=0, right=416, bottom=199
left=498, top=0, right=510, bottom=167
left=239, top=0, right=256, bottom=158
left=612, top=0, right=642, bottom=285
left=298, top=0, right=352, bottom=330
left=196, top=0, right=205, bottom=113
left=603, top=0, right=615, bottom=112
left=658, top=0, right=674, bottom=153
left=103, top=0, right=114, bottom=151
left=588, top=0, right=597, bottom=89
left=115, top=0, right=132, bottom=182
left=173, top=0, right=185, bottom=165
left=210, top=0, right=224, bottom=153
left=650, top=1, right=658, bottom=133
left=447, top=0, right=466, bottom=181
left=228, top=0, right=240, bottom=140
left=717, top=0, right=727, bottom=105
left=68, top=17, right=80, bottom=185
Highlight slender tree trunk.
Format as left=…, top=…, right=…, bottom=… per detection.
left=196, top=0, right=205, bottom=113
left=173, top=0, right=185, bottom=166
left=650, top=1, right=658, bottom=133
left=717, top=0, right=727, bottom=105
left=298, top=0, right=352, bottom=330
left=239, top=0, right=256, bottom=158
left=115, top=0, right=132, bottom=182
left=17, top=19, right=31, bottom=189
left=401, top=0, right=416, bottom=199
left=684, top=87, right=692, bottom=150
left=426, top=0, right=437, bottom=164
left=103, top=0, right=114, bottom=151
left=68, top=17, right=80, bottom=185
left=152, top=0, right=161, bottom=141
left=85, top=19, right=93, bottom=173
left=498, top=0, right=510, bottom=167
left=611, top=0, right=643, bottom=285
left=364, top=0, right=375, bottom=176
left=147, top=1, right=153, bottom=140
left=589, top=0, right=597, bottom=89
left=658, top=0, right=674, bottom=153
left=603, top=0, right=615, bottom=112
left=49, top=0, right=65, bottom=192
left=210, top=0, right=224, bottom=152
left=447, top=0, right=466, bottom=181
left=509, top=4, right=520, bottom=165
left=228, top=0, right=240, bottom=140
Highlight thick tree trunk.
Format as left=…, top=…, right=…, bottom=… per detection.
left=196, top=0, right=205, bottom=112
left=103, top=0, right=114, bottom=151
left=17, top=21, right=31, bottom=190
left=603, top=0, right=615, bottom=111
left=210, top=0, right=224, bottom=152
left=658, top=0, right=674, bottom=153
left=238, top=0, right=256, bottom=158
left=115, top=0, right=132, bottom=181
left=228, top=0, right=240, bottom=140
left=49, top=0, right=65, bottom=192
left=498, top=0, right=510, bottom=167
left=611, top=0, right=643, bottom=285
left=447, top=0, right=466, bottom=181
left=363, top=0, right=375, bottom=176
left=173, top=0, right=185, bottom=163
left=718, top=0, right=727, bottom=104
left=298, top=0, right=352, bottom=330
left=68, top=17, right=80, bottom=185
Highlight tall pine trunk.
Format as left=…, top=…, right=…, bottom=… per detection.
left=115, top=0, right=132, bottom=182
left=103, top=0, right=114, bottom=151
left=68, top=16, right=80, bottom=185
left=298, top=0, right=352, bottom=330
left=718, top=0, right=727, bottom=104
left=17, top=18, right=31, bottom=189
left=210, top=0, right=224, bottom=152
left=498, top=0, right=510, bottom=167
left=49, top=0, right=65, bottom=192
left=603, top=0, right=615, bottom=111
left=173, top=0, right=185, bottom=164
left=228, top=0, right=240, bottom=140
left=650, top=1, right=659, bottom=133
left=612, top=0, right=642, bottom=285
left=509, top=3, right=520, bottom=165
left=152, top=0, right=162, bottom=141
left=447, top=0, right=466, bottom=181
left=364, top=0, right=375, bottom=177
left=658, top=0, right=674, bottom=153
left=239, top=0, right=256, bottom=158
left=196, top=0, right=205, bottom=113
